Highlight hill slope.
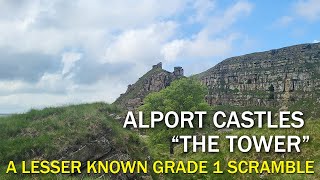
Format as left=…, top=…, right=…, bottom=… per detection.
left=0, top=103, right=148, bottom=179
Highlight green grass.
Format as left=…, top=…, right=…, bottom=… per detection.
left=289, top=98, right=320, bottom=119
left=145, top=119, right=320, bottom=180
left=0, top=101, right=319, bottom=179
left=0, top=103, right=147, bottom=179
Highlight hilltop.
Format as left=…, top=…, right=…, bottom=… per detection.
left=0, top=103, right=149, bottom=179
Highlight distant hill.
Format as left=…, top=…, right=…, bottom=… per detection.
left=0, top=114, right=12, bottom=117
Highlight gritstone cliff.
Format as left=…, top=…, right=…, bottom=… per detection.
left=115, top=43, right=320, bottom=111
left=196, top=43, right=320, bottom=108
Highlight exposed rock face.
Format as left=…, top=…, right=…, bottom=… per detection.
left=56, top=119, right=151, bottom=180
left=58, top=136, right=136, bottom=179
left=197, top=43, right=320, bottom=107
left=115, top=43, right=320, bottom=110
left=114, top=62, right=184, bottom=110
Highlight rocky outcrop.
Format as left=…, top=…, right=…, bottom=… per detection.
left=55, top=119, right=150, bottom=180
left=196, top=43, right=320, bottom=107
left=114, top=62, right=184, bottom=111
left=58, top=136, right=136, bottom=179
left=115, top=43, right=320, bottom=110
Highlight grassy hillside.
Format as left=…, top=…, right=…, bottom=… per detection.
left=145, top=118, right=320, bottom=180
left=0, top=103, right=147, bottom=179
left=0, top=101, right=319, bottom=179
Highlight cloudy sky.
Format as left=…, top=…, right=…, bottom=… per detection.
left=0, top=0, right=320, bottom=113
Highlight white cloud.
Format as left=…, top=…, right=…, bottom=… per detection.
left=294, top=0, right=320, bottom=21
left=0, top=0, right=254, bottom=113
left=187, top=33, right=240, bottom=57
left=62, top=52, right=82, bottom=75
left=0, top=0, right=187, bottom=55
left=313, top=40, right=320, bottom=43
left=277, top=0, right=320, bottom=25
left=161, top=33, right=240, bottom=62
left=205, top=0, right=253, bottom=35
left=0, top=0, right=188, bottom=113
left=161, top=1, right=252, bottom=61
left=104, top=22, right=177, bottom=64
left=0, top=76, right=128, bottom=113
left=188, top=0, right=216, bottom=23
left=274, top=16, right=294, bottom=27
left=161, top=40, right=186, bottom=62
left=0, top=81, right=31, bottom=94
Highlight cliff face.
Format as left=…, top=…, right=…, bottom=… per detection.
left=196, top=43, right=320, bottom=107
left=114, top=62, right=184, bottom=110
left=115, top=43, right=320, bottom=111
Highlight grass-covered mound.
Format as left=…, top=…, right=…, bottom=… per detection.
left=0, top=103, right=146, bottom=179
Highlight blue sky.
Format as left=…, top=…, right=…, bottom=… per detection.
left=0, top=0, right=319, bottom=113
